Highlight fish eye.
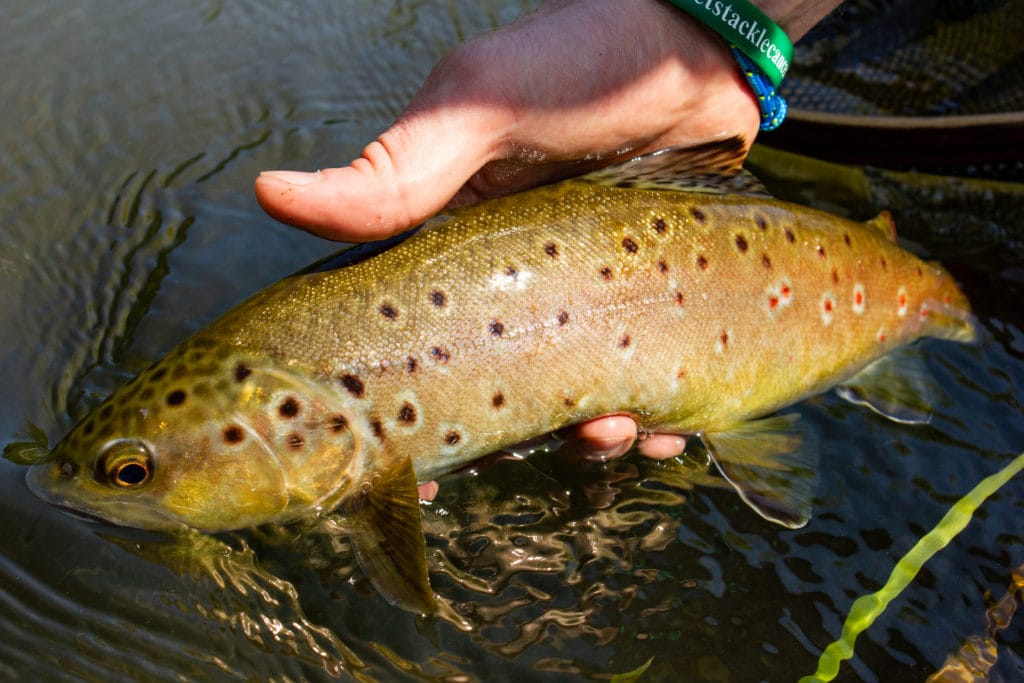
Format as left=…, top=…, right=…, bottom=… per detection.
left=97, top=440, right=154, bottom=489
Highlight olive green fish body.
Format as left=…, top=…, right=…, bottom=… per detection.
left=28, top=139, right=973, bottom=611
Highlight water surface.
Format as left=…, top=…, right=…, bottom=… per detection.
left=1, top=1, right=1021, bottom=680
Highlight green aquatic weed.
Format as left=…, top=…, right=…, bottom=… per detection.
left=801, top=450, right=1024, bottom=682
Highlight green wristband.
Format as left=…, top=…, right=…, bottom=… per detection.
left=664, top=0, right=793, bottom=87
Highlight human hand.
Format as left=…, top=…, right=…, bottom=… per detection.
left=255, top=0, right=836, bottom=487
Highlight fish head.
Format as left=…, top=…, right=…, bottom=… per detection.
left=28, top=338, right=364, bottom=531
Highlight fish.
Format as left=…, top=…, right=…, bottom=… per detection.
left=26, top=137, right=975, bottom=613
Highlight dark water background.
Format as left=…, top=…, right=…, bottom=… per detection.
left=1, top=1, right=1021, bottom=681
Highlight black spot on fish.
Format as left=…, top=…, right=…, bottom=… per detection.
left=879, top=256, right=887, bottom=270
left=99, top=404, right=114, bottom=421
left=557, top=310, right=570, bottom=325
left=755, top=215, right=768, bottom=231
left=785, top=228, right=796, bottom=243
left=166, top=390, right=186, bottom=407
left=406, top=356, right=418, bottom=374
left=398, top=402, right=416, bottom=424
left=223, top=425, right=245, bottom=444
left=429, top=346, right=450, bottom=363
left=544, top=242, right=558, bottom=258
left=234, top=363, right=252, bottom=382
left=286, top=433, right=304, bottom=450
left=83, top=420, right=95, bottom=436
left=658, top=259, right=669, bottom=273
left=371, top=419, right=385, bottom=439
left=720, top=331, right=729, bottom=348
left=619, top=335, right=631, bottom=348
left=690, top=208, right=706, bottom=223
left=339, top=374, right=365, bottom=398
left=140, top=387, right=154, bottom=401
left=379, top=303, right=398, bottom=320
left=622, top=237, right=639, bottom=254
left=562, top=397, right=575, bottom=408
left=697, top=255, right=708, bottom=271
left=653, top=217, right=667, bottom=233
left=279, top=397, right=300, bottom=419
left=489, top=320, right=505, bottom=338
left=916, top=265, right=923, bottom=277
left=735, top=234, right=748, bottom=253
left=817, top=245, right=826, bottom=258
left=832, top=268, right=840, bottom=284
left=492, top=392, right=505, bottom=409
left=172, top=364, right=188, bottom=380
left=762, top=254, right=772, bottom=269
left=189, top=350, right=205, bottom=363
left=599, top=266, right=613, bottom=280
left=329, top=415, right=348, bottom=432
left=675, top=291, right=685, bottom=306
left=844, top=233, right=852, bottom=247
left=429, top=290, right=447, bottom=307
left=151, top=368, right=168, bottom=382
left=505, top=265, right=518, bottom=279
left=444, top=430, right=461, bottom=445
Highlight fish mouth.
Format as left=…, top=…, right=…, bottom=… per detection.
left=26, top=460, right=185, bottom=532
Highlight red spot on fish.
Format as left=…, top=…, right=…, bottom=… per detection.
left=878, top=331, right=887, bottom=343
left=824, top=299, right=833, bottom=313
left=720, top=331, right=729, bottom=347
left=697, top=255, right=708, bottom=271
left=769, top=296, right=780, bottom=310
left=817, top=245, right=826, bottom=258
left=920, top=304, right=930, bottom=319
left=781, top=285, right=792, bottom=300
left=855, top=291, right=863, bottom=306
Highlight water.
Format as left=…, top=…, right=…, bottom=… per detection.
left=1, top=1, right=1021, bottom=680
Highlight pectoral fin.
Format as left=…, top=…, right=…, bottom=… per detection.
left=702, top=414, right=818, bottom=529
left=836, top=348, right=934, bottom=425
left=344, top=457, right=435, bottom=614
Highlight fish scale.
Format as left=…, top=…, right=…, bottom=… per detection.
left=27, top=138, right=974, bottom=613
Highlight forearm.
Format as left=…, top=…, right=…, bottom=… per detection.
left=748, top=0, right=843, bottom=41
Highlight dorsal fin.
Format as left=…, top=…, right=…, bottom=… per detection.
left=865, top=210, right=897, bottom=241
left=576, top=136, right=770, bottom=197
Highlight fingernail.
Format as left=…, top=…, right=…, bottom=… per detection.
left=578, top=436, right=632, bottom=462
left=258, top=170, right=321, bottom=186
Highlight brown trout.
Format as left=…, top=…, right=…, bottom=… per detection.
left=27, top=138, right=974, bottom=613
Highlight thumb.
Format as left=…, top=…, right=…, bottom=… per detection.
left=255, top=111, right=496, bottom=242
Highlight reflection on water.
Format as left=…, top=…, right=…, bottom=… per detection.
left=1, top=0, right=1022, bottom=681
